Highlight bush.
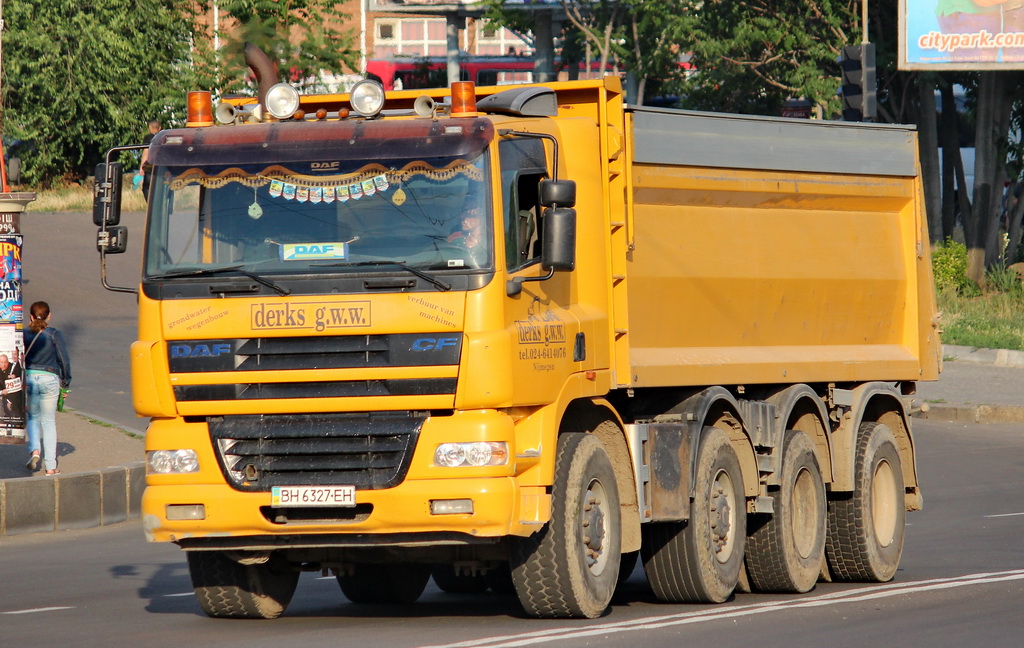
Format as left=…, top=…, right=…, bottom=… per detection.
left=932, top=237, right=976, bottom=294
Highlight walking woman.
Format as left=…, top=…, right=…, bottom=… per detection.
left=24, top=301, right=72, bottom=475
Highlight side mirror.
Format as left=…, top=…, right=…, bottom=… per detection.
left=539, top=179, right=576, bottom=208
left=97, top=226, right=128, bottom=254
left=92, top=162, right=123, bottom=227
left=541, top=207, right=576, bottom=271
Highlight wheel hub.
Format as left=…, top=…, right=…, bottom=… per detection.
left=709, top=469, right=736, bottom=562
left=582, top=483, right=607, bottom=571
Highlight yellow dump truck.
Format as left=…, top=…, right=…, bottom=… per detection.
left=94, top=49, right=939, bottom=620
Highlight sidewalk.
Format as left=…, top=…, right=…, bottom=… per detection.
left=1, top=344, right=1021, bottom=537
left=0, top=409, right=145, bottom=536
left=914, top=345, right=1024, bottom=424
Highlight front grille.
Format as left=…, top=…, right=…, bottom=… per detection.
left=174, top=378, right=456, bottom=402
left=168, top=334, right=463, bottom=373
left=209, top=412, right=425, bottom=492
left=168, top=333, right=462, bottom=404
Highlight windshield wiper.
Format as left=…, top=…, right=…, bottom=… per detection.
left=313, top=260, right=451, bottom=291
left=149, top=265, right=291, bottom=296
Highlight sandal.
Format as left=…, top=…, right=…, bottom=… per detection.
left=45, top=469, right=61, bottom=476
left=26, top=453, right=40, bottom=471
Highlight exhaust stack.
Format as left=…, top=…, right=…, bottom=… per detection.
left=244, top=43, right=278, bottom=116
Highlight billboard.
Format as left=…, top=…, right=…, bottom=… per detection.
left=0, top=234, right=25, bottom=443
left=901, top=0, right=1024, bottom=69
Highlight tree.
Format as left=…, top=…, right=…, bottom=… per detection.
left=198, top=0, right=358, bottom=96
left=481, top=0, right=688, bottom=103
left=675, top=0, right=858, bottom=116
left=2, top=0, right=197, bottom=186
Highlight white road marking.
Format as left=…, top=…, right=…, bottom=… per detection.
left=420, top=569, right=1024, bottom=648
left=1, top=606, right=74, bottom=615
left=984, top=512, right=1024, bottom=518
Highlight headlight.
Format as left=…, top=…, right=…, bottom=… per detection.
left=148, top=449, right=200, bottom=474
left=350, top=79, right=386, bottom=117
left=434, top=442, right=508, bottom=468
left=265, top=82, right=300, bottom=119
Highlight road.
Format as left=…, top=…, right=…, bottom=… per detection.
left=20, top=210, right=144, bottom=432
left=1, top=418, right=1022, bottom=648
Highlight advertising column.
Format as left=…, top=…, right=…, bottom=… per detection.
left=0, top=192, right=36, bottom=444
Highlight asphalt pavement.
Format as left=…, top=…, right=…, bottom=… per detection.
left=0, top=344, right=1021, bottom=536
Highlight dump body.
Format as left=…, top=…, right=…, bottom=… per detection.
left=623, top=108, right=940, bottom=387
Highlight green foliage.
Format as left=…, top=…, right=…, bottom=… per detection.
left=984, top=262, right=1024, bottom=296
left=673, top=0, right=858, bottom=116
left=2, top=0, right=196, bottom=186
left=936, top=287, right=1024, bottom=351
left=209, top=0, right=357, bottom=95
left=1, top=0, right=358, bottom=187
left=932, top=237, right=977, bottom=294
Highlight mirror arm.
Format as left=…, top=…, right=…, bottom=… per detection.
left=497, top=130, right=559, bottom=181
left=506, top=268, right=555, bottom=297
left=100, top=252, right=136, bottom=295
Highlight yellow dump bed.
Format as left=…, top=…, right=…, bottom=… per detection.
left=621, top=108, right=940, bottom=388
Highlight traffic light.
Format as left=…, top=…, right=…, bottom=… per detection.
left=840, top=43, right=876, bottom=122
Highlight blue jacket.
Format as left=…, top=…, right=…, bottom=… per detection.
left=24, top=327, right=72, bottom=389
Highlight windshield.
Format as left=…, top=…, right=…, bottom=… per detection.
left=144, top=151, right=492, bottom=278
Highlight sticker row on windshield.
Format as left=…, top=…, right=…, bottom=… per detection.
left=268, top=174, right=390, bottom=204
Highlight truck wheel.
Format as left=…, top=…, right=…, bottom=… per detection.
left=642, top=427, right=745, bottom=603
left=746, top=430, right=826, bottom=593
left=337, top=563, right=431, bottom=604
left=510, top=432, right=621, bottom=618
left=826, top=422, right=906, bottom=582
left=432, top=564, right=489, bottom=594
left=187, top=550, right=298, bottom=619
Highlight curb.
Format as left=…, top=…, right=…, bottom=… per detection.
left=913, top=403, right=1024, bottom=425
left=0, top=463, right=144, bottom=537
left=942, top=344, right=1024, bottom=368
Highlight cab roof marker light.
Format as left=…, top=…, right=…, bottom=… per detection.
left=186, top=91, right=214, bottom=127
left=450, top=81, right=478, bottom=117
left=350, top=79, right=386, bottom=118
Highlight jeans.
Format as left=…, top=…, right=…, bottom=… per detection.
left=27, top=372, right=59, bottom=471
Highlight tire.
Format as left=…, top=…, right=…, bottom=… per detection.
left=746, top=430, right=826, bottom=593
left=337, top=563, right=431, bottom=604
left=510, top=432, right=621, bottom=618
left=642, top=427, right=746, bottom=603
left=826, top=421, right=906, bottom=582
left=7, top=157, right=21, bottom=185
left=187, top=551, right=299, bottom=619
left=432, top=564, right=489, bottom=594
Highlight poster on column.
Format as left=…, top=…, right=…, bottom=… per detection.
left=0, top=234, right=25, bottom=442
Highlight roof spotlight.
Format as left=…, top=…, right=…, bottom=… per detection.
left=350, top=79, right=386, bottom=118
left=265, top=83, right=301, bottom=120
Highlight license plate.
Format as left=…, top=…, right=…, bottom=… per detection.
left=271, top=485, right=356, bottom=508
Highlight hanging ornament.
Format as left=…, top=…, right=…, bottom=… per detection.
left=248, top=185, right=263, bottom=219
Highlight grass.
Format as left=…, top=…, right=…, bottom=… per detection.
left=21, top=175, right=147, bottom=213
left=936, top=286, right=1024, bottom=351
